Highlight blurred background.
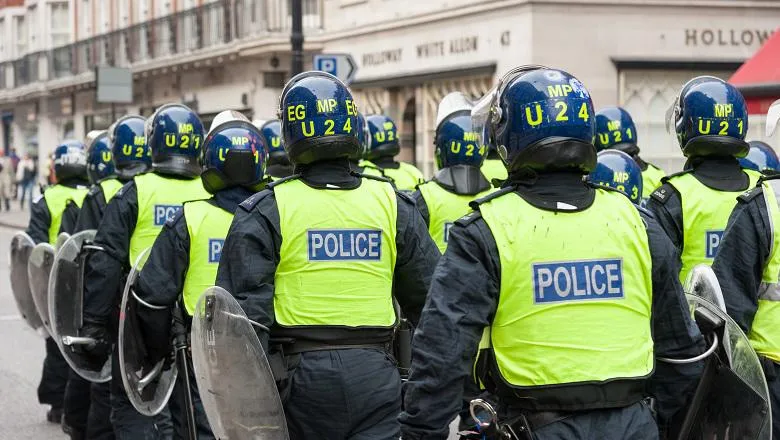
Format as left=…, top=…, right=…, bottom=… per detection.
left=0, top=0, right=778, bottom=180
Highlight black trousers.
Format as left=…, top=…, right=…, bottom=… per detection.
left=770, top=369, right=779, bottom=440
left=87, top=382, right=115, bottom=440
left=167, top=356, right=214, bottom=439
left=38, top=337, right=69, bottom=409
left=64, top=370, right=92, bottom=436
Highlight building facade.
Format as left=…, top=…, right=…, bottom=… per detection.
left=0, top=0, right=777, bottom=178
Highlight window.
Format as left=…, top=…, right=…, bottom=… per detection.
left=27, top=5, right=37, bottom=51
left=50, top=2, right=70, bottom=48
left=14, top=16, right=26, bottom=58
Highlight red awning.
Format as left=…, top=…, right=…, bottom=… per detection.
left=730, top=29, right=780, bottom=114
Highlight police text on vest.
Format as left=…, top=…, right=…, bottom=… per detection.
left=308, top=229, right=381, bottom=261
left=154, top=204, right=182, bottom=226
left=705, top=230, right=724, bottom=258
left=533, top=259, right=624, bottom=303
left=209, top=239, right=224, bottom=263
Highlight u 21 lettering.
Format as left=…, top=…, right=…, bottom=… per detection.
left=705, top=230, right=724, bottom=258
left=209, top=239, right=224, bottom=263
left=154, top=204, right=182, bottom=226
left=308, top=229, right=381, bottom=261
left=533, top=259, right=624, bottom=304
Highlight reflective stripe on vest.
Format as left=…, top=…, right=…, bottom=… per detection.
left=99, top=178, right=125, bottom=204
left=754, top=179, right=780, bottom=362
left=481, top=159, right=508, bottom=183
left=669, top=170, right=760, bottom=282
left=478, top=189, right=654, bottom=387
left=129, top=173, right=209, bottom=267
left=417, top=181, right=492, bottom=253
left=182, top=200, right=232, bottom=315
left=274, top=178, right=398, bottom=328
left=641, top=164, right=665, bottom=200
left=382, top=163, right=424, bottom=192
left=43, top=184, right=89, bottom=244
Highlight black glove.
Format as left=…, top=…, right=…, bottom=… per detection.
left=71, top=323, right=112, bottom=372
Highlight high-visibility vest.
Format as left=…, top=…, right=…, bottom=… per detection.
left=751, top=179, right=780, bottom=362
left=417, top=180, right=493, bottom=253
left=381, top=162, right=425, bottom=191
left=481, top=158, right=508, bottom=183
left=641, top=164, right=665, bottom=200
left=43, top=184, right=89, bottom=244
left=99, top=178, right=125, bottom=204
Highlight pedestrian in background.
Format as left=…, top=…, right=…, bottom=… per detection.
left=0, top=150, right=14, bottom=211
left=17, top=153, right=35, bottom=210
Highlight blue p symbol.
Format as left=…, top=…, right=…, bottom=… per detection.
left=318, top=57, right=337, bottom=75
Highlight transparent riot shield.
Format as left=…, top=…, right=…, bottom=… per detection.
left=27, top=242, right=56, bottom=335
left=118, top=247, right=178, bottom=416
left=54, top=232, right=70, bottom=253
left=9, top=232, right=43, bottom=332
left=191, top=286, right=288, bottom=440
left=49, top=230, right=110, bottom=383
left=685, top=264, right=727, bottom=313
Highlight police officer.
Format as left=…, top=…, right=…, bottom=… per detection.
left=216, top=71, right=439, bottom=440
left=362, top=114, right=425, bottom=191
left=79, top=104, right=209, bottom=439
left=739, top=140, right=780, bottom=175
left=349, top=111, right=376, bottom=175
left=26, top=140, right=90, bottom=424
left=646, top=77, right=761, bottom=282
left=588, top=150, right=643, bottom=205
left=412, top=92, right=493, bottom=253
left=595, top=106, right=665, bottom=201
left=257, top=119, right=294, bottom=180
left=712, top=170, right=780, bottom=439
left=399, top=67, right=704, bottom=440
left=131, top=111, right=268, bottom=438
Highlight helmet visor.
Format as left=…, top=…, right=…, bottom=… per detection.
left=435, top=92, right=473, bottom=128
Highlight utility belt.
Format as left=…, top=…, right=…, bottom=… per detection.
left=461, top=399, right=575, bottom=440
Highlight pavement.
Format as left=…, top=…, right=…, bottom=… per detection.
left=0, top=203, right=30, bottom=230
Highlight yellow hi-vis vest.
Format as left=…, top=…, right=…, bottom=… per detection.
left=273, top=178, right=398, bottom=328
left=481, top=158, right=508, bottom=183
left=478, top=189, right=654, bottom=391
left=182, top=200, right=232, bottom=315
left=382, top=162, right=425, bottom=192
left=417, top=181, right=493, bottom=253
left=667, top=170, right=760, bottom=282
left=99, top=178, right=125, bottom=204
left=359, top=160, right=385, bottom=179
left=129, top=173, right=209, bottom=267
left=43, top=184, right=89, bottom=244
left=641, top=164, right=666, bottom=200
left=752, top=179, right=780, bottom=362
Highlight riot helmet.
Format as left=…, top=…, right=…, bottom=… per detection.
left=53, top=140, right=88, bottom=182
left=85, top=130, right=116, bottom=184
left=588, top=150, right=643, bottom=205
left=257, top=119, right=289, bottom=167
left=595, top=107, right=639, bottom=155
left=669, top=76, right=748, bottom=158
left=145, top=103, right=204, bottom=177
left=277, top=71, right=360, bottom=165
left=434, top=92, right=486, bottom=169
left=201, top=110, right=267, bottom=194
left=472, top=66, right=596, bottom=174
left=739, top=140, right=780, bottom=174
left=108, top=115, right=152, bottom=180
left=351, top=112, right=369, bottom=161
left=365, top=114, right=400, bottom=161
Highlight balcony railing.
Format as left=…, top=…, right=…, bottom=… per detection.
left=5, top=0, right=322, bottom=89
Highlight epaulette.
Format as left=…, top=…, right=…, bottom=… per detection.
left=468, top=185, right=516, bottom=210
left=649, top=183, right=677, bottom=205
left=738, top=186, right=763, bottom=203
left=239, top=188, right=276, bottom=211
left=396, top=190, right=415, bottom=205
left=454, top=211, right=483, bottom=227
left=114, top=180, right=134, bottom=199
left=88, top=185, right=102, bottom=196
left=164, top=208, right=185, bottom=228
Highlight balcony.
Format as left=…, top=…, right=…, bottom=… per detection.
left=0, top=0, right=323, bottom=91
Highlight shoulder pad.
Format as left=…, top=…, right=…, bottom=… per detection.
left=88, top=185, right=102, bottom=197
left=395, top=190, right=415, bottom=205
left=454, top=211, right=483, bottom=227
left=660, top=169, right=692, bottom=184
left=649, top=183, right=676, bottom=205
left=239, top=188, right=275, bottom=212
left=164, top=207, right=185, bottom=228
left=738, top=186, right=763, bottom=203
left=114, top=180, right=134, bottom=199
left=266, top=174, right=300, bottom=189
left=358, top=172, right=393, bottom=184
left=469, top=185, right=516, bottom=210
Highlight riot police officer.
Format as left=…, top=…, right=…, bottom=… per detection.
left=257, top=119, right=294, bottom=180
left=646, top=77, right=761, bottom=282
left=412, top=92, right=493, bottom=253
left=594, top=106, right=665, bottom=201
left=739, top=140, right=779, bottom=175
left=132, top=111, right=268, bottom=439
left=26, top=140, right=90, bottom=424
left=712, top=166, right=780, bottom=439
left=399, top=67, right=704, bottom=440
left=588, top=150, right=644, bottom=205
left=362, top=114, right=425, bottom=191
left=348, top=111, right=375, bottom=175
left=216, top=71, right=439, bottom=440
left=79, top=104, right=209, bottom=439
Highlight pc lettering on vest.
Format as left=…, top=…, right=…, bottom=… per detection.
left=533, top=259, right=624, bottom=303
left=705, top=230, right=724, bottom=258
left=209, top=239, right=224, bottom=263
left=308, top=229, right=382, bottom=261
left=154, top=204, right=182, bottom=226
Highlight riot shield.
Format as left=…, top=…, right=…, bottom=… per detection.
left=118, top=247, right=178, bottom=416
left=54, top=232, right=70, bottom=253
left=49, top=230, right=111, bottom=383
left=673, top=293, right=772, bottom=440
left=685, top=264, right=727, bottom=313
left=27, top=243, right=56, bottom=335
left=191, top=286, right=288, bottom=440
left=9, top=232, right=44, bottom=332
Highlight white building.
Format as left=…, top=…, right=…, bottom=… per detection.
left=0, top=0, right=778, bottom=178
